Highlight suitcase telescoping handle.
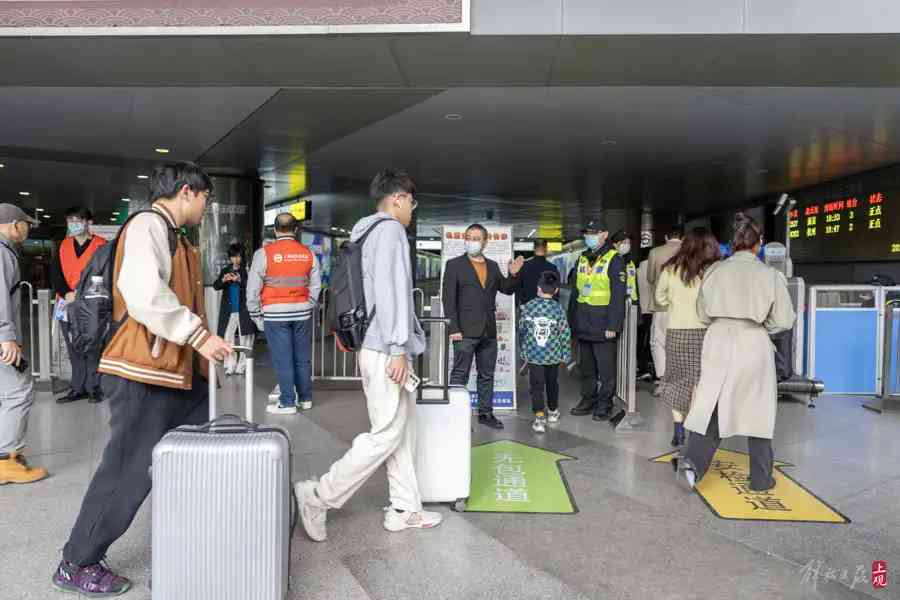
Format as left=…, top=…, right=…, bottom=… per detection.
left=416, top=317, right=450, bottom=405
left=208, top=345, right=255, bottom=423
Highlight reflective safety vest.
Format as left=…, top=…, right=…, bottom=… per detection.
left=575, top=249, right=618, bottom=307
left=59, top=235, right=107, bottom=294
left=261, top=238, right=314, bottom=307
left=625, top=260, right=638, bottom=303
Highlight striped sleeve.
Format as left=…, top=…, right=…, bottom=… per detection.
left=187, top=326, right=211, bottom=351
left=116, top=212, right=204, bottom=345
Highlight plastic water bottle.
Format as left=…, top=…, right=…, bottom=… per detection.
left=84, top=276, right=110, bottom=301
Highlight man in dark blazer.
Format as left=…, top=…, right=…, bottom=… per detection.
left=442, top=223, right=524, bottom=429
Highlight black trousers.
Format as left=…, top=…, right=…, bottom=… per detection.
left=63, top=372, right=208, bottom=566
left=684, top=406, right=775, bottom=491
left=528, top=363, right=559, bottom=413
left=61, top=320, right=101, bottom=396
left=636, top=313, right=654, bottom=376
left=578, top=339, right=617, bottom=414
left=451, top=336, right=497, bottom=416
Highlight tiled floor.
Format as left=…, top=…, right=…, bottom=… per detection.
left=5, top=359, right=899, bottom=600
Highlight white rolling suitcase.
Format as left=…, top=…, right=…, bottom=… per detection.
left=151, top=347, right=294, bottom=600
left=413, top=317, right=471, bottom=512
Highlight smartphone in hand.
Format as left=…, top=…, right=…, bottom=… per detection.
left=404, top=371, right=421, bottom=393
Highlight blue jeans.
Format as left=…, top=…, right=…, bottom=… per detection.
left=264, top=319, right=312, bottom=407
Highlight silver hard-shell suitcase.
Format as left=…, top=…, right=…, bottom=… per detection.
left=151, top=347, right=293, bottom=600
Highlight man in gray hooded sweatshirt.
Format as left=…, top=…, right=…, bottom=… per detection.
left=295, top=170, right=442, bottom=541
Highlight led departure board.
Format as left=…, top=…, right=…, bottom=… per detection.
left=789, top=189, right=900, bottom=262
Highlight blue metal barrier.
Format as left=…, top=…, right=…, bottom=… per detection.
left=808, top=286, right=881, bottom=395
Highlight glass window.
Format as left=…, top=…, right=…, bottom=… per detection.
left=816, top=289, right=877, bottom=308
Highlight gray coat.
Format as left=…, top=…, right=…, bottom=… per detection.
left=684, top=251, right=795, bottom=440
left=0, top=234, right=22, bottom=344
left=352, top=212, right=425, bottom=357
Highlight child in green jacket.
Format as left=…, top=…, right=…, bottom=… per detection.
left=519, top=271, right=572, bottom=433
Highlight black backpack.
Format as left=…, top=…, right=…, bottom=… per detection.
left=66, top=211, right=177, bottom=355
left=325, top=219, right=390, bottom=352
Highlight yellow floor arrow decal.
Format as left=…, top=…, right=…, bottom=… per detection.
left=652, top=449, right=850, bottom=524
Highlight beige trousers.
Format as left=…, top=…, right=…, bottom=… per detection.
left=316, top=348, right=422, bottom=512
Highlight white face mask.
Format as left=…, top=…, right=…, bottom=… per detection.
left=67, top=221, right=86, bottom=237
left=617, top=242, right=631, bottom=255
left=465, top=240, right=483, bottom=257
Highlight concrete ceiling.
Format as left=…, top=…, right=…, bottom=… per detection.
left=216, top=86, right=900, bottom=238
left=198, top=88, right=444, bottom=194
left=0, top=87, right=278, bottom=222
left=3, top=34, right=900, bottom=236
left=5, top=34, right=900, bottom=87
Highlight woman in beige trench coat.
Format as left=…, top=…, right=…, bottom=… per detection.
left=675, top=216, right=795, bottom=492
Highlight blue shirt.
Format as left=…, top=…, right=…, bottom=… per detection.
left=228, top=282, right=241, bottom=313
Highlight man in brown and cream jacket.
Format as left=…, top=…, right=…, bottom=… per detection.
left=53, top=162, right=233, bottom=598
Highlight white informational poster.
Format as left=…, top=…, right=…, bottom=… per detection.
left=440, top=225, right=516, bottom=410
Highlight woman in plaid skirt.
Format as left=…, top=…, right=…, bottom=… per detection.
left=653, top=228, right=721, bottom=448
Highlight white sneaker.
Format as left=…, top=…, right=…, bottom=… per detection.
left=383, top=506, right=443, bottom=532
left=675, top=458, right=697, bottom=491
left=295, top=480, right=328, bottom=542
left=299, top=400, right=313, bottom=410
left=532, top=415, right=547, bottom=433
left=547, top=409, right=561, bottom=424
left=266, top=404, right=298, bottom=415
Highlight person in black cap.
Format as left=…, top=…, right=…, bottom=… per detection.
left=567, top=218, right=627, bottom=421
left=0, top=204, right=48, bottom=485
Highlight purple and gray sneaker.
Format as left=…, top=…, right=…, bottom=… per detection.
left=52, top=559, right=132, bottom=597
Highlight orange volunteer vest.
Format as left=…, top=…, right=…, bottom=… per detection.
left=59, top=235, right=107, bottom=294
left=261, top=238, right=314, bottom=306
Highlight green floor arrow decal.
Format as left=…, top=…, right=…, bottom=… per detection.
left=466, top=440, right=577, bottom=514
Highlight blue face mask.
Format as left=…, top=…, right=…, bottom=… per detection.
left=465, top=240, right=483, bottom=257
left=584, top=234, right=600, bottom=250
left=67, top=222, right=86, bottom=237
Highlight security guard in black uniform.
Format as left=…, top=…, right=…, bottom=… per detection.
left=567, top=219, right=628, bottom=421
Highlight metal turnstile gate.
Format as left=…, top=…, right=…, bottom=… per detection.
left=613, top=302, right=646, bottom=432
